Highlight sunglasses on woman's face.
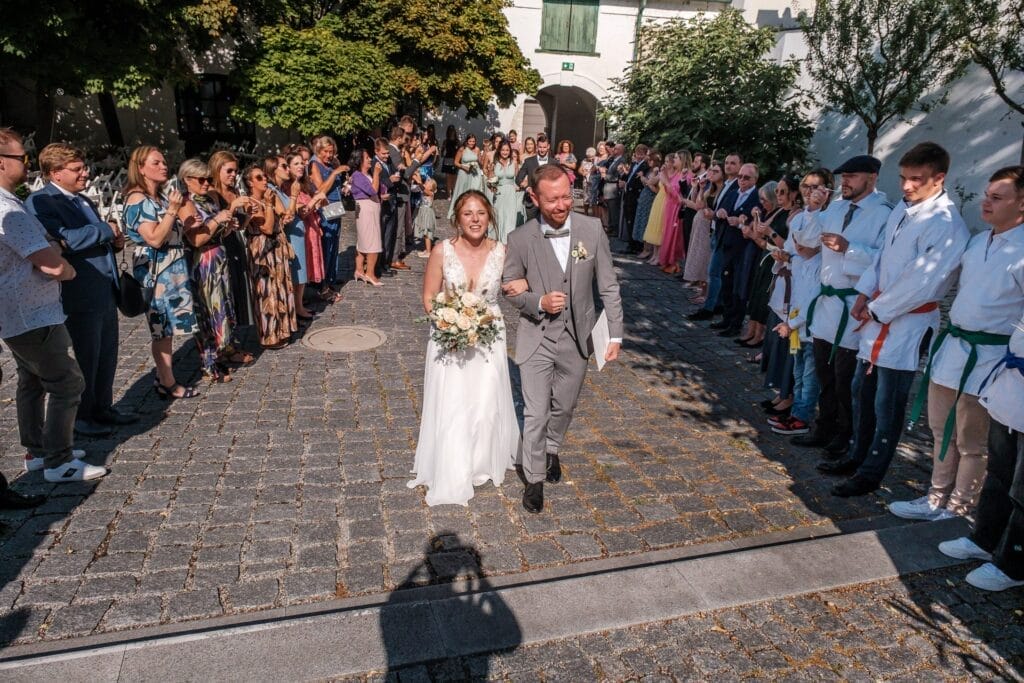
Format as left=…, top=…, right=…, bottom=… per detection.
left=189, top=176, right=212, bottom=184
left=251, top=174, right=266, bottom=181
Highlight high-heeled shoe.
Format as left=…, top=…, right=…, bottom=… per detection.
left=354, top=273, right=368, bottom=284
left=366, top=278, right=384, bottom=287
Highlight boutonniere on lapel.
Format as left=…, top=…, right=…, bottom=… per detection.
left=571, top=241, right=588, bottom=262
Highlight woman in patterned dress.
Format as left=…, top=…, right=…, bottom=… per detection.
left=282, top=152, right=324, bottom=320
left=243, top=162, right=297, bottom=348
left=122, top=146, right=199, bottom=400
left=209, top=151, right=258, bottom=335
left=177, top=158, right=254, bottom=382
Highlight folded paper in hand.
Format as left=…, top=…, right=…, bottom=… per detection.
left=591, top=310, right=610, bottom=371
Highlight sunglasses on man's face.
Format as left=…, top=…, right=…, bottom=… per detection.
left=0, top=153, right=30, bottom=165
left=738, top=174, right=754, bottom=180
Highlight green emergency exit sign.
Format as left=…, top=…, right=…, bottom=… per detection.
left=561, top=62, right=574, bottom=71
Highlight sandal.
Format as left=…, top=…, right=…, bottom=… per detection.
left=262, top=340, right=289, bottom=350
left=154, top=383, right=200, bottom=400
left=319, top=288, right=341, bottom=303
left=227, top=351, right=255, bottom=365
left=203, top=368, right=233, bottom=383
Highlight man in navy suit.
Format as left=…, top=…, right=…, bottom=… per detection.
left=710, top=163, right=763, bottom=336
left=27, top=144, right=137, bottom=437
left=687, top=153, right=742, bottom=321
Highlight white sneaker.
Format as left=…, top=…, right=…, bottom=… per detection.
left=43, top=458, right=108, bottom=483
left=25, top=449, right=85, bottom=472
left=938, top=536, right=993, bottom=561
left=965, top=563, right=1024, bottom=592
left=889, top=496, right=955, bottom=521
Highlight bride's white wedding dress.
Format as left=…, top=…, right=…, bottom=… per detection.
left=408, top=240, right=520, bottom=506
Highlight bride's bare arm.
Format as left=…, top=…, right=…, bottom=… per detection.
left=422, top=242, right=446, bottom=313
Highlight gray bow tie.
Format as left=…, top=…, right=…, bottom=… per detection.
left=544, top=228, right=570, bottom=238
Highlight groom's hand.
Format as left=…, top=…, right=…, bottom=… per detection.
left=540, top=291, right=567, bottom=314
left=604, top=342, right=620, bottom=363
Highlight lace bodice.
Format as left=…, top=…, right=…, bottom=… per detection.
left=442, top=240, right=505, bottom=304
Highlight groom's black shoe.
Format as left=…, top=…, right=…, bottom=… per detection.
left=546, top=454, right=561, bottom=483
left=523, top=482, right=544, bottom=514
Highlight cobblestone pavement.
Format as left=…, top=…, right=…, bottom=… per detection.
left=0, top=200, right=956, bottom=646
left=352, top=567, right=1024, bottom=681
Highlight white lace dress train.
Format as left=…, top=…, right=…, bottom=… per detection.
left=408, top=241, right=520, bottom=506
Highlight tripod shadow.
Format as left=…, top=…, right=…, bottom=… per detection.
left=379, top=533, right=522, bottom=676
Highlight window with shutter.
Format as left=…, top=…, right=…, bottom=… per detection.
left=539, top=0, right=599, bottom=54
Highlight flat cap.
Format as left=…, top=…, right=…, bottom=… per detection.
left=833, top=155, right=882, bottom=175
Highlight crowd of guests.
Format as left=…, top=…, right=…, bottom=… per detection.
left=3, top=120, right=1024, bottom=594
left=595, top=138, right=1024, bottom=593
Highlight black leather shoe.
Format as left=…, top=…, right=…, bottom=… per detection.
left=546, top=454, right=562, bottom=483
left=523, top=482, right=544, bottom=514
left=93, top=408, right=139, bottom=426
left=686, top=309, right=714, bottom=321
left=709, top=320, right=730, bottom=330
left=831, top=476, right=880, bottom=497
left=791, top=433, right=830, bottom=448
left=824, top=436, right=851, bottom=456
left=74, top=420, right=114, bottom=437
left=0, top=488, right=45, bottom=510
left=717, top=327, right=741, bottom=337
left=817, top=458, right=859, bottom=476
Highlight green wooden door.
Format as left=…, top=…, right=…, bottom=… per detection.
left=567, top=0, right=599, bottom=54
left=540, top=0, right=573, bottom=52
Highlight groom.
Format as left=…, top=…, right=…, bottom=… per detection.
left=503, top=164, right=624, bottom=513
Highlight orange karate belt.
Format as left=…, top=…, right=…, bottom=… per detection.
left=856, top=291, right=939, bottom=371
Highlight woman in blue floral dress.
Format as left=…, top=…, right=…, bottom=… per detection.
left=122, top=146, right=199, bottom=400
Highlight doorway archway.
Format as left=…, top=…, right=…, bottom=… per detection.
left=521, top=85, right=605, bottom=155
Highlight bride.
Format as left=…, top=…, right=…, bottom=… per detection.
left=408, top=190, right=526, bottom=506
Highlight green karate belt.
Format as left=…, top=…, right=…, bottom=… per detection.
left=805, top=284, right=860, bottom=363
left=908, top=324, right=1011, bottom=461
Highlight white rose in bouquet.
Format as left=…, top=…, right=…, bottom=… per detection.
left=440, top=308, right=459, bottom=324
left=460, top=292, right=481, bottom=308
left=434, top=292, right=447, bottom=304
left=456, top=314, right=474, bottom=331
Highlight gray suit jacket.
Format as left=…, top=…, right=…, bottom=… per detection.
left=502, top=213, right=624, bottom=363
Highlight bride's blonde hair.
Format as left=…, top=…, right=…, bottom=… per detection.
left=450, top=190, right=495, bottom=243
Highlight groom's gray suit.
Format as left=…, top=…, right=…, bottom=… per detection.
left=502, top=212, right=624, bottom=484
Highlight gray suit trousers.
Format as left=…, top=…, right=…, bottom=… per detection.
left=519, top=325, right=588, bottom=484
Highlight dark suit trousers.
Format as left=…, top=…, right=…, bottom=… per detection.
left=811, top=337, right=857, bottom=441
left=64, top=303, right=118, bottom=420
left=972, top=421, right=1024, bottom=580
left=378, top=198, right=399, bottom=273
left=719, top=245, right=744, bottom=327
left=619, top=191, right=640, bottom=243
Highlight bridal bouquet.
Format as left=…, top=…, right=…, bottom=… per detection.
left=419, top=285, right=501, bottom=353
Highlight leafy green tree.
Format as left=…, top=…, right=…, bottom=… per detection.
left=0, top=0, right=237, bottom=145
left=232, top=15, right=399, bottom=135
left=603, top=10, right=812, bottom=176
left=333, top=0, right=541, bottom=116
left=799, top=0, right=975, bottom=153
left=957, top=0, right=1024, bottom=117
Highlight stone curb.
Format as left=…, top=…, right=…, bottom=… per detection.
left=0, top=517, right=971, bottom=680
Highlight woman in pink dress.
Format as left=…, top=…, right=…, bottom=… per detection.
left=658, top=151, right=690, bottom=274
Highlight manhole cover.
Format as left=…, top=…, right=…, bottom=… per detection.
left=302, top=326, right=387, bottom=352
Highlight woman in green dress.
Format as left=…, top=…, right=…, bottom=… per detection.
left=447, top=134, right=485, bottom=218
left=490, top=141, right=519, bottom=244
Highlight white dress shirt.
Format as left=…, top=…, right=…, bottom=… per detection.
left=53, top=181, right=102, bottom=223
left=980, top=315, right=1024, bottom=432
left=536, top=156, right=550, bottom=167
left=930, top=225, right=1024, bottom=394
left=805, top=190, right=892, bottom=350
left=855, top=190, right=970, bottom=371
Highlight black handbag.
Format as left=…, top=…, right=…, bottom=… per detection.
left=116, top=249, right=153, bottom=318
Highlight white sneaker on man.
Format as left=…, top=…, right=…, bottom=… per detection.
left=965, top=563, right=1024, bottom=591
left=938, top=536, right=993, bottom=561
left=25, top=450, right=85, bottom=472
left=888, top=496, right=957, bottom=521
left=43, top=458, right=108, bottom=483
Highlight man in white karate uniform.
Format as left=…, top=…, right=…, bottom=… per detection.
left=823, top=142, right=970, bottom=497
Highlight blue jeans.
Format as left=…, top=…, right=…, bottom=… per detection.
left=850, top=360, right=916, bottom=483
left=703, top=239, right=725, bottom=312
left=791, top=342, right=820, bottom=423
left=320, top=216, right=341, bottom=286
